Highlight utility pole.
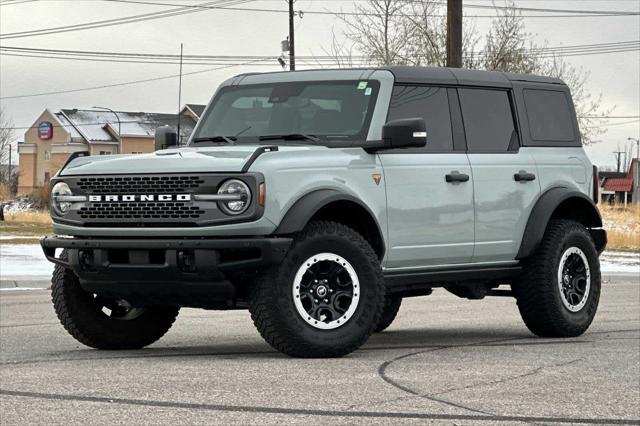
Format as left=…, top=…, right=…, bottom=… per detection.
left=288, top=0, right=295, bottom=71
left=446, top=0, right=463, bottom=68
left=614, top=150, right=626, bottom=173
left=177, top=43, right=184, bottom=146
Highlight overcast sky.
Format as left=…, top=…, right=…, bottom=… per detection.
left=1, top=0, right=638, bottom=169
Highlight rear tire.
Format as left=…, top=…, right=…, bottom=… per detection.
left=249, top=221, right=385, bottom=358
left=512, top=220, right=601, bottom=337
left=375, top=296, right=402, bottom=332
left=52, top=251, right=179, bottom=350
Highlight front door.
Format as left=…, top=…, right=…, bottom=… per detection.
left=457, top=88, right=541, bottom=263
left=380, top=85, right=475, bottom=270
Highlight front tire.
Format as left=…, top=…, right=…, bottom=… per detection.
left=512, top=220, right=601, bottom=337
left=249, top=221, right=385, bottom=357
left=52, top=252, right=179, bottom=350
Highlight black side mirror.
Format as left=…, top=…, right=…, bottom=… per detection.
left=155, top=126, right=178, bottom=150
left=382, top=118, right=427, bottom=149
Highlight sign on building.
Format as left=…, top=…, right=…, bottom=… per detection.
left=38, top=122, right=53, bottom=140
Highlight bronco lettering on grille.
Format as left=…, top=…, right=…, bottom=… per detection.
left=88, top=194, right=192, bottom=202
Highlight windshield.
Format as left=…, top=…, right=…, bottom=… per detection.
left=192, top=80, right=380, bottom=144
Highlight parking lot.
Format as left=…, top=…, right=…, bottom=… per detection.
left=0, top=273, right=638, bottom=425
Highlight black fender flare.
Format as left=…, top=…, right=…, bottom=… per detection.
left=516, top=187, right=604, bottom=259
left=273, top=189, right=385, bottom=241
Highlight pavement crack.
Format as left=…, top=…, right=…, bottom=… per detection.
left=3, top=388, right=638, bottom=425
left=432, top=358, right=584, bottom=397
left=375, top=337, right=525, bottom=416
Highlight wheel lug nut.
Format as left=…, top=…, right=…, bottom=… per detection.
left=314, top=299, right=319, bottom=303
left=324, top=299, right=328, bottom=303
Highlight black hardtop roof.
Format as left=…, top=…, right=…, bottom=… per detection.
left=383, top=66, right=564, bottom=87
left=234, top=66, right=565, bottom=87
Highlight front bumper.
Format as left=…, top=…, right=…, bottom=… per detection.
left=41, top=236, right=292, bottom=308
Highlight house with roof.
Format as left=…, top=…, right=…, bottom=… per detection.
left=600, top=158, right=639, bottom=205
left=17, top=105, right=205, bottom=195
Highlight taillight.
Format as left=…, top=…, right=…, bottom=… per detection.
left=592, top=165, right=599, bottom=204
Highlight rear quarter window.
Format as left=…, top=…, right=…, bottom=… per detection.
left=523, top=89, right=575, bottom=142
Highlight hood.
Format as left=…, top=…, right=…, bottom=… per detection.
left=59, top=144, right=328, bottom=176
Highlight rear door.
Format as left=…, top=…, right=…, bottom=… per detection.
left=458, top=88, right=541, bottom=263
left=380, top=85, right=475, bottom=269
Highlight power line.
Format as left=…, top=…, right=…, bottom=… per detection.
left=2, top=40, right=637, bottom=66
left=0, top=57, right=275, bottom=100
left=0, top=0, right=254, bottom=40
left=1, top=0, right=636, bottom=39
left=0, top=0, right=38, bottom=5
left=108, top=0, right=640, bottom=16
left=586, top=119, right=640, bottom=128
left=582, top=115, right=640, bottom=119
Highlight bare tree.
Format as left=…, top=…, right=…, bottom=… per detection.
left=319, top=28, right=360, bottom=68
left=0, top=108, right=14, bottom=167
left=334, top=0, right=414, bottom=66
left=482, top=2, right=538, bottom=74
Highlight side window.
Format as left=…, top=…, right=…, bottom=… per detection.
left=523, top=89, right=575, bottom=142
left=458, top=88, right=516, bottom=153
left=387, top=85, right=454, bottom=152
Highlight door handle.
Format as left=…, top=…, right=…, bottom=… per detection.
left=445, top=171, right=470, bottom=183
left=514, top=171, right=536, bottom=182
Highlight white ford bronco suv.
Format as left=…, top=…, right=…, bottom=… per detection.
left=42, top=67, right=606, bottom=358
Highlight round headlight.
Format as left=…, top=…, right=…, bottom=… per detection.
left=217, top=179, right=251, bottom=215
left=51, top=182, right=72, bottom=214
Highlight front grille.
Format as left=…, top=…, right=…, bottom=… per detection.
left=77, top=175, right=205, bottom=194
left=78, top=202, right=206, bottom=220
left=57, top=173, right=262, bottom=227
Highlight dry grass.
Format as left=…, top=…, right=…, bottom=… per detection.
left=3, top=209, right=52, bottom=225
left=1, top=210, right=52, bottom=241
left=0, top=183, right=11, bottom=202
left=600, top=204, right=640, bottom=252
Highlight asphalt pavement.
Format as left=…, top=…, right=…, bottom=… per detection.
left=0, top=274, right=638, bottom=425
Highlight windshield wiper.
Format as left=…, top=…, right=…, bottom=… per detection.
left=259, top=133, right=319, bottom=143
left=192, top=135, right=237, bottom=144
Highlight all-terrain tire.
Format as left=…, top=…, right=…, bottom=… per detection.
left=512, top=219, right=601, bottom=338
left=249, top=221, right=386, bottom=358
left=52, top=251, right=179, bottom=349
left=375, top=296, right=402, bottom=333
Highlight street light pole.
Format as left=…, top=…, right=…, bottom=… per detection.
left=93, top=106, right=121, bottom=153
left=8, top=142, right=11, bottom=183
left=628, top=137, right=639, bottom=160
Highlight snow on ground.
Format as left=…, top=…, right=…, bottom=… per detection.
left=1, top=244, right=638, bottom=280
left=0, top=244, right=54, bottom=278
left=0, top=235, right=38, bottom=240
left=600, top=251, right=640, bottom=274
